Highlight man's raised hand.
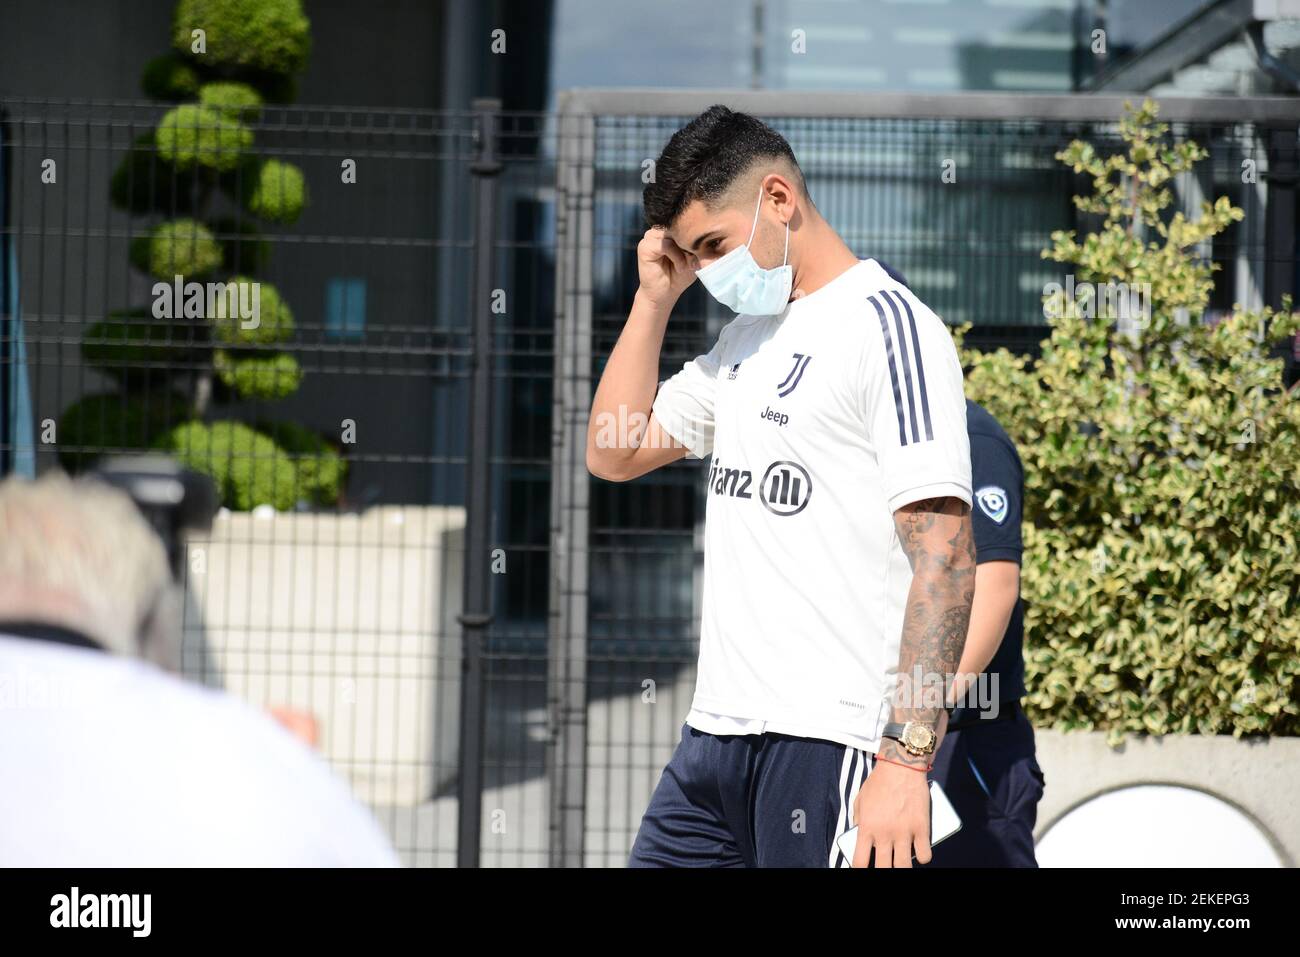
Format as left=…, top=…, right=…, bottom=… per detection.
left=636, top=227, right=696, bottom=309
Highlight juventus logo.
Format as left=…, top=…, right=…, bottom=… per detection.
left=777, top=353, right=812, bottom=397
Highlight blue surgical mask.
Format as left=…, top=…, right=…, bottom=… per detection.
left=695, top=186, right=792, bottom=316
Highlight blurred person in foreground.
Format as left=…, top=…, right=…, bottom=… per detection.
left=0, top=472, right=399, bottom=867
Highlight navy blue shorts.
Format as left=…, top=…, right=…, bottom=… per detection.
left=920, top=705, right=1045, bottom=868
left=629, top=722, right=874, bottom=867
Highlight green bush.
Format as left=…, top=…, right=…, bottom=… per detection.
left=209, top=276, right=293, bottom=346
left=961, top=100, right=1300, bottom=742
left=256, top=419, right=346, bottom=506
left=172, top=0, right=312, bottom=75
left=141, top=54, right=201, bottom=100
left=198, top=81, right=263, bottom=120
left=110, top=134, right=196, bottom=215
left=82, top=309, right=196, bottom=386
left=57, top=391, right=192, bottom=471
left=240, top=159, right=306, bottom=224
left=156, top=104, right=252, bottom=171
left=213, top=348, right=302, bottom=400
left=154, top=419, right=298, bottom=510
left=129, top=218, right=223, bottom=279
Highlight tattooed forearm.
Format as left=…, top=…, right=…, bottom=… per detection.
left=881, top=496, right=976, bottom=767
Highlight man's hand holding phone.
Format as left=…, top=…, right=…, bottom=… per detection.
left=849, top=756, right=934, bottom=868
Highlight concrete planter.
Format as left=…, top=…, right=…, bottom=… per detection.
left=180, top=506, right=465, bottom=806
left=1034, top=728, right=1299, bottom=866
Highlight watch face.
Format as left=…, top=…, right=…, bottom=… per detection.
left=904, top=724, right=935, bottom=751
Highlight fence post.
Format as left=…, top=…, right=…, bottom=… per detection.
left=1264, top=123, right=1297, bottom=311
left=457, top=97, right=501, bottom=869
left=547, top=97, right=595, bottom=868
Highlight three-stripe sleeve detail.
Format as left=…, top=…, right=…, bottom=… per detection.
left=868, top=295, right=908, bottom=446
left=887, top=289, right=934, bottom=441
left=868, top=289, right=934, bottom=445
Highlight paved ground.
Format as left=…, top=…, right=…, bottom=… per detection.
left=370, top=665, right=698, bottom=867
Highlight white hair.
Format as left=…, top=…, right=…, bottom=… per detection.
left=0, top=471, right=177, bottom=666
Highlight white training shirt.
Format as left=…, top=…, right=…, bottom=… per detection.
left=651, top=259, right=972, bottom=753
left=0, top=636, right=400, bottom=867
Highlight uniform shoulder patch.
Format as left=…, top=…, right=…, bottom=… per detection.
left=975, top=485, right=1009, bottom=524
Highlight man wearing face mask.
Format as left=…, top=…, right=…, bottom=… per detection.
left=587, top=105, right=974, bottom=868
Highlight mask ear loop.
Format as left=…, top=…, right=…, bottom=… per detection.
left=748, top=184, right=791, bottom=267
left=746, top=185, right=765, bottom=247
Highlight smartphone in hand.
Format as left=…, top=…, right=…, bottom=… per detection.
left=836, top=778, right=961, bottom=866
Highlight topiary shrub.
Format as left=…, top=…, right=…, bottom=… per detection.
left=155, top=103, right=252, bottom=171
left=240, top=158, right=306, bottom=224
left=141, top=54, right=201, bottom=100
left=197, top=81, right=263, bottom=121
left=154, top=419, right=298, bottom=510
left=110, top=134, right=197, bottom=215
left=961, top=100, right=1300, bottom=742
left=129, top=218, right=224, bottom=279
left=82, top=309, right=196, bottom=387
left=63, top=0, right=326, bottom=512
left=173, top=0, right=312, bottom=76
left=57, top=391, right=192, bottom=471
left=209, top=276, right=292, bottom=346
left=256, top=419, right=346, bottom=506
left=213, top=348, right=302, bottom=400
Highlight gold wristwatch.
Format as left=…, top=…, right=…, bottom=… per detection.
left=881, top=721, right=938, bottom=756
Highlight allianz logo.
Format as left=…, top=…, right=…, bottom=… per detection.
left=707, top=458, right=813, bottom=516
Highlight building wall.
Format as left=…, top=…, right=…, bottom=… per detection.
left=0, top=0, right=446, bottom=105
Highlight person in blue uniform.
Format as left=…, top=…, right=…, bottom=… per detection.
left=923, top=397, right=1045, bottom=867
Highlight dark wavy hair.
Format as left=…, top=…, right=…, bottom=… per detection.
left=642, top=104, right=807, bottom=228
